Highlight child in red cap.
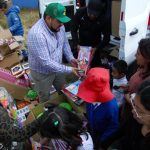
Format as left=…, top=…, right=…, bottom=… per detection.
left=77, top=67, right=119, bottom=149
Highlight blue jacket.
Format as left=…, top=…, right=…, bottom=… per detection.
left=86, top=98, right=119, bottom=143
left=5, top=5, right=24, bottom=36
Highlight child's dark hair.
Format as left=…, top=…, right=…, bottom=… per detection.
left=137, top=80, right=150, bottom=111
left=40, top=106, right=87, bottom=149
left=138, top=38, right=150, bottom=79
left=0, top=0, right=7, bottom=9
left=113, top=60, right=128, bottom=75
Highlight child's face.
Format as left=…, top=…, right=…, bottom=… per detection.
left=112, top=67, right=122, bottom=79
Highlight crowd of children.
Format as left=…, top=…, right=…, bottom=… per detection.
left=37, top=37, right=150, bottom=150
left=76, top=38, right=150, bottom=150
left=0, top=37, right=149, bottom=149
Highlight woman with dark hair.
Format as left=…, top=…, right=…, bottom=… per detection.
left=103, top=80, right=150, bottom=150
left=122, top=38, right=150, bottom=120
left=40, top=106, right=93, bottom=150
left=128, top=38, right=150, bottom=93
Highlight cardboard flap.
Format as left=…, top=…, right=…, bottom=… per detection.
left=32, top=104, right=44, bottom=118
left=110, top=49, right=119, bottom=58
left=0, top=52, right=20, bottom=68
left=9, top=41, right=20, bottom=50
left=0, top=44, right=10, bottom=56
left=0, top=78, right=28, bottom=100
left=0, top=29, right=12, bottom=39
left=13, top=36, right=24, bottom=42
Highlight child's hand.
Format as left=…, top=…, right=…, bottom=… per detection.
left=124, top=93, right=131, bottom=104
left=40, top=137, right=49, bottom=145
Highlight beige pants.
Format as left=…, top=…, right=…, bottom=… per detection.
left=31, top=70, right=66, bottom=103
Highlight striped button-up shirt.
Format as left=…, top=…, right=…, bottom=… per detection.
left=27, top=18, right=74, bottom=74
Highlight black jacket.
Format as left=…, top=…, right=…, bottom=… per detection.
left=102, top=115, right=150, bottom=150
left=71, top=7, right=111, bottom=49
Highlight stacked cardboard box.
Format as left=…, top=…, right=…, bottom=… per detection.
left=0, top=29, right=29, bottom=100
left=0, top=29, right=23, bottom=69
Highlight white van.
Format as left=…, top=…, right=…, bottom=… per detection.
left=39, top=0, right=150, bottom=65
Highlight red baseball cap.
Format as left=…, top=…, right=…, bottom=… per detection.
left=77, top=68, right=114, bottom=103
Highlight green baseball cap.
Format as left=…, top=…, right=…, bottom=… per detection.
left=45, top=3, right=71, bottom=23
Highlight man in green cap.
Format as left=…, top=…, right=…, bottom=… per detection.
left=44, top=3, right=71, bottom=32
left=28, top=3, right=80, bottom=103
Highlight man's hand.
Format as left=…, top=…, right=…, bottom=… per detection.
left=71, top=59, right=79, bottom=67
left=72, top=67, right=80, bottom=77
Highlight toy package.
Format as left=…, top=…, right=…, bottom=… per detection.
left=65, top=80, right=81, bottom=96
left=22, top=63, right=29, bottom=70
left=62, top=80, right=84, bottom=105
left=0, top=87, right=24, bottom=126
left=31, top=139, right=41, bottom=150
left=77, top=46, right=92, bottom=76
left=11, top=64, right=24, bottom=77
left=0, top=87, right=17, bottom=121
left=0, top=87, right=15, bottom=109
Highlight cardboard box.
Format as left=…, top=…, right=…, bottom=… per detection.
left=0, top=30, right=20, bottom=56
left=110, top=49, right=119, bottom=58
left=112, top=0, right=121, bottom=37
left=0, top=41, right=20, bottom=56
left=0, top=52, right=20, bottom=69
left=24, top=103, right=45, bottom=125
left=0, top=30, right=13, bottom=56
left=13, top=36, right=24, bottom=42
left=0, top=29, right=12, bottom=39
left=0, top=78, right=28, bottom=100
left=23, top=92, right=79, bottom=142
left=9, top=41, right=20, bottom=50
left=24, top=94, right=66, bottom=126
left=23, top=93, right=77, bottom=142
left=0, top=67, right=30, bottom=87
left=0, top=43, right=10, bottom=56
left=109, top=45, right=119, bottom=58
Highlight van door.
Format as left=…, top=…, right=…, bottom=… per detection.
left=119, top=0, right=150, bottom=64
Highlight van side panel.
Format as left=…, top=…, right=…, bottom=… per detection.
left=119, top=0, right=150, bottom=64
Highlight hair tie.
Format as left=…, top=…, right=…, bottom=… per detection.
left=54, top=120, right=59, bottom=126
left=37, top=112, right=43, bottom=119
